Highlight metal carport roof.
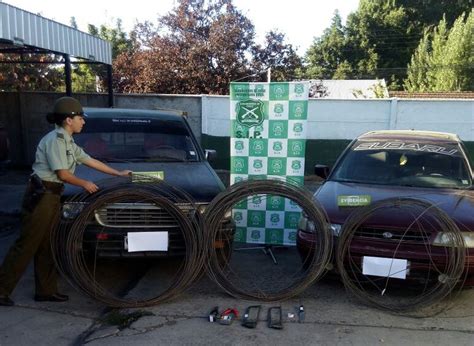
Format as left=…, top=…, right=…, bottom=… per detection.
left=0, top=2, right=114, bottom=105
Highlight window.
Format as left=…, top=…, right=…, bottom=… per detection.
left=331, top=141, right=471, bottom=188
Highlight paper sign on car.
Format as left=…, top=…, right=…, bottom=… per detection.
left=337, top=195, right=371, bottom=207
left=132, top=171, right=165, bottom=183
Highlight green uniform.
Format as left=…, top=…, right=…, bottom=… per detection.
left=0, top=127, right=90, bottom=296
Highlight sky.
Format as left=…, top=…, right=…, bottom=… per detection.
left=3, top=0, right=360, bottom=55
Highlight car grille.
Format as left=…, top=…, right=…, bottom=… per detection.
left=355, top=227, right=432, bottom=243
left=94, top=202, right=204, bottom=228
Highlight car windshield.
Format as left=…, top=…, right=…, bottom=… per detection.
left=75, top=126, right=199, bottom=162
left=331, top=140, right=472, bottom=189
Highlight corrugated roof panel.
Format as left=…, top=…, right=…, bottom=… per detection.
left=0, top=2, right=111, bottom=65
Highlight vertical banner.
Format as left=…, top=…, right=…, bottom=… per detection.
left=230, top=82, right=309, bottom=246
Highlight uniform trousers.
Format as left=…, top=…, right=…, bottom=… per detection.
left=0, top=180, right=62, bottom=296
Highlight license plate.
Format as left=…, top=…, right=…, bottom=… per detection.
left=125, top=232, right=169, bottom=252
left=362, top=256, right=409, bottom=279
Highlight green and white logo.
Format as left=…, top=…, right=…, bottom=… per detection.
left=272, top=197, right=280, bottom=207
left=274, top=103, right=284, bottom=114
left=291, top=160, right=301, bottom=170
left=251, top=214, right=261, bottom=225
left=294, top=83, right=305, bottom=95
left=234, top=228, right=245, bottom=242
left=253, top=159, right=263, bottom=169
left=273, top=122, right=285, bottom=136
left=292, top=142, right=302, bottom=152
left=234, top=211, right=243, bottom=222
left=252, top=195, right=262, bottom=205
left=234, top=159, right=245, bottom=169
left=234, top=176, right=243, bottom=183
left=293, top=104, right=303, bottom=118
left=273, top=141, right=283, bottom=151
left=249, top=139, right=267, bottom=156
left=234, top=140, right=244, bottom=151
left=236, top=99, right=264, bottom=128
left=288, top=231, right=297, bottom=242
left=270, top=213, right=280, bottom=223
left=268, top=158, right=286, bottom=175
left=251, top=230, right=261, bottom=240
left=285, top=212, right=301, bottom=228
left=274, top=86, right=285, bottom=98
left=270, top=230, right=279, bottom=242
left=293, top=123, right=303, bottom=133
left=272, top=160, right=283, bottom=171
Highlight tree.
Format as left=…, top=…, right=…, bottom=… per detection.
left=114, top=0, right=256, bottom=94
left=304, top=11, right=350, bottom=79
left=251, top=31, right=303, bottom=82
left=405, top=12, right=473, bottom=91
left=304, top=0, right=471, bottom=89
left=77, top=20, right=134, bottom=93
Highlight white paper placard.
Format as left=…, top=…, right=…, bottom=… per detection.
left=126, top=232, right=168, bottom=252
left=362, top=256, right=408, bottom=279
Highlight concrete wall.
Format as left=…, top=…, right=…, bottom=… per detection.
left=201, top=96, right=474, bottom=171
left=0, top=92, right=202, bottom=165
left=202, top=96, right=474, bottom=140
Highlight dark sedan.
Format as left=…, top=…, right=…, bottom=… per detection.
left=297, top=130, right=474, bottom=286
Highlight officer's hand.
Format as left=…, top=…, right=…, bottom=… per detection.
left=117, top=170, right=132, bottom=177
left=83, top=181, right=99, bottom=194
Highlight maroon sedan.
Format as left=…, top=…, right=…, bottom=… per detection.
left=297, top=130, right=474, bottom=287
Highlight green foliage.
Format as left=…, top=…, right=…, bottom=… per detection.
left=70, top=20, right=134, bottom=93
left=304, top=11, right=347, bottom=79
left=251, top=31, right=303, bottom=82
left=405, top=11, right=473, bottom=91
left=304, top=0, right=472, bottom=90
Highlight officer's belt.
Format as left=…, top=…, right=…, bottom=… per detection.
left=41, top=180, right=64, bottom=194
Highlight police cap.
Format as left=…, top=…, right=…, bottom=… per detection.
left=47, top=97, right=87, bottom=124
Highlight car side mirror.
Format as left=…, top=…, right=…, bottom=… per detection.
left=205, top=149, right=217, bottom=162
left=314, top=164, right=329, bottom=179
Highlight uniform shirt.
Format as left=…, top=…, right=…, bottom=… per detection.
left=32, top=126, right=91, bottom=183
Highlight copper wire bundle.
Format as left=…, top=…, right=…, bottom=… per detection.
left=51, top=176, right=205, bottom=308
left=336, top=197, right=467, bottom=315
left=203, top=178, right=332, bottom=301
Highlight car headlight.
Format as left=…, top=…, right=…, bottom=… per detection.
left=62, top=202, right=86, bottom=219
left=432, top=232, right=474, bottom=248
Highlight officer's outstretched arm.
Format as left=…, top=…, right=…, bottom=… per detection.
left=82, top=158, right=132, bottom=177
left=56, top=169, right=98, bottom=194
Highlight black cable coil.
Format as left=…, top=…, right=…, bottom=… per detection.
left=51, top=176, right=205, bottom=308
left=336, top=197, right=467, bottom=315
left=204, top=178, right=332, bottom=301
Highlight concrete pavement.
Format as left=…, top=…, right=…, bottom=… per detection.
left=0, top=169, right=473, bottom=345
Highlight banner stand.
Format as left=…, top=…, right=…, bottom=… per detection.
left=234, top=244, right=287, bottom=265
left=230, top=81, right=310, bottom=265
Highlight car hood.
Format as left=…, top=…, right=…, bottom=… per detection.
left=316, top=181, right=474, bottom=231
left=64, top=161, right=224, bottom=202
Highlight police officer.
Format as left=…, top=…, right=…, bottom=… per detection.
left=0, top=96, right=131, bottom=306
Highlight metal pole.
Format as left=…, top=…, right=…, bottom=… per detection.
left=267, top=68, right=271, bottom=83
left=107, top=64, right=114, bottom=107
left=64, top=54, right=72, bottom=96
